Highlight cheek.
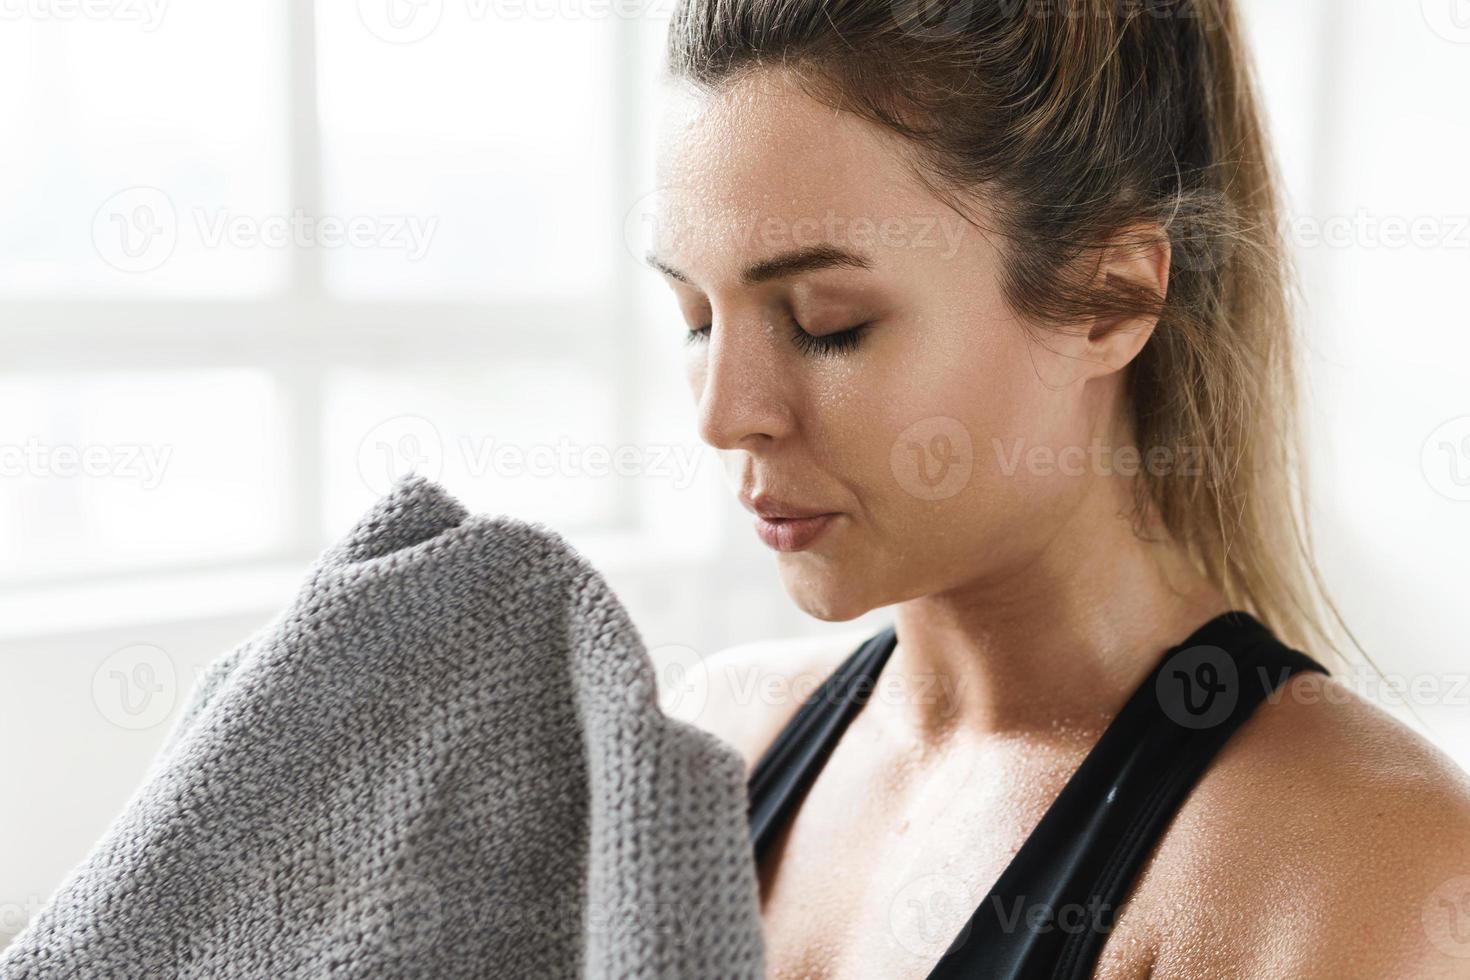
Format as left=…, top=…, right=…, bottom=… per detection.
left=863, top=315, right=1036, bottom=473
left=847, top=319, right=1066, bottom=539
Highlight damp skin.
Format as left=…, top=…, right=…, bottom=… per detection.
left=651, top=68, right=1204, bottom=729
left=652, top=67, right=1470, bottom=980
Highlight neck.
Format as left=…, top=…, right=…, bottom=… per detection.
left=886, top=475, right=1230, bottom=744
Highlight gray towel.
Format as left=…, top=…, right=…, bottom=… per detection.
left=0, top=475, right=765, bottom=979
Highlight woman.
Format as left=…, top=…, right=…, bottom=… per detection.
left=648, top=1, right=1470, bottom=978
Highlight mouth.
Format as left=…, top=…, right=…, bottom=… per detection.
left=750, top=512, right=840, bottom=552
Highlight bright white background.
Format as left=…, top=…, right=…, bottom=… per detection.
left=1, top=0, right=1467, bottom=947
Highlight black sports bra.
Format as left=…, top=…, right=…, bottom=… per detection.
left=746, top=609, right=1329, bottom=979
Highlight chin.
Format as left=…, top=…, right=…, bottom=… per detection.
left=780, top=569, right=875, bottom=623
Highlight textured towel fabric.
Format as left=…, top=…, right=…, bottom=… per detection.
left=0, top=475, right=765, bottom=979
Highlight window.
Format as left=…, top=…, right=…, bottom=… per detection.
left=0, top=3, right=714, bottom=611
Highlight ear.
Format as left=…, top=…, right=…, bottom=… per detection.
left=1073, top=222, right=1171, bottom=383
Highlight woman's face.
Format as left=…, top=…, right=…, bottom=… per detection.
left=650, top=70, right=1118, bottom=621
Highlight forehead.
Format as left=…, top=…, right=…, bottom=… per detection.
left=650, top=71, right=946, bottom=284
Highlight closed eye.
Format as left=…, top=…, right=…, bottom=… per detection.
left=684, top=318, right=871, bottom=358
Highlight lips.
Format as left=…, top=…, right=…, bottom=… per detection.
left=737, top=488, right=842, bottom=551
left=750, top=512, right=839, bottom=552
left=737, top=490, right=833, bottom=521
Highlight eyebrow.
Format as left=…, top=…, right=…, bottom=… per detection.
left=644, top=243, right=875, bottom=288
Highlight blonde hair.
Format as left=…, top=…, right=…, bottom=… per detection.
left=666, top=0, right=1362, bottom=666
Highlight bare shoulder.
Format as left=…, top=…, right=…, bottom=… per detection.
left=1133, top=668, right=1470, bottom=978
left=663, top=626, right=877, bottom=775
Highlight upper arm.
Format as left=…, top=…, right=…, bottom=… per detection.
left=1342, top=835, right=1470, bottom=978
left=1246, top=777, right=1470, bottom=979
left=1263, top=678, right=1470, bottom=978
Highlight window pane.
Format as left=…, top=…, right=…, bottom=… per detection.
left=0, top=370, right=291, bottom=581
left=322, top=361, right=621, bottom=538
left=0, top=3, right=290, bottom=296
left=313, top=4, right=618, bottom=298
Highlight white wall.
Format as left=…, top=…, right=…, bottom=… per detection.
left=1242, top=0, right=1470, bottom=760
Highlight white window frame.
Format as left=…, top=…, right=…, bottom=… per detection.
left=0, top=10, right=706, bottom=636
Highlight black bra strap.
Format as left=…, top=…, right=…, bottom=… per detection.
left=927, top=611, right=1329, bottom=979
left=746, top=627, right=898, bottom=858
left=745, top=612, right=1330, bottom=980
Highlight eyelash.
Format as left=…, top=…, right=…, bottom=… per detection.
left=684, top=318, right=870, bottom=358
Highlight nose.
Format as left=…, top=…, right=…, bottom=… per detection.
left=692, top=313, right=795, bottom=451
